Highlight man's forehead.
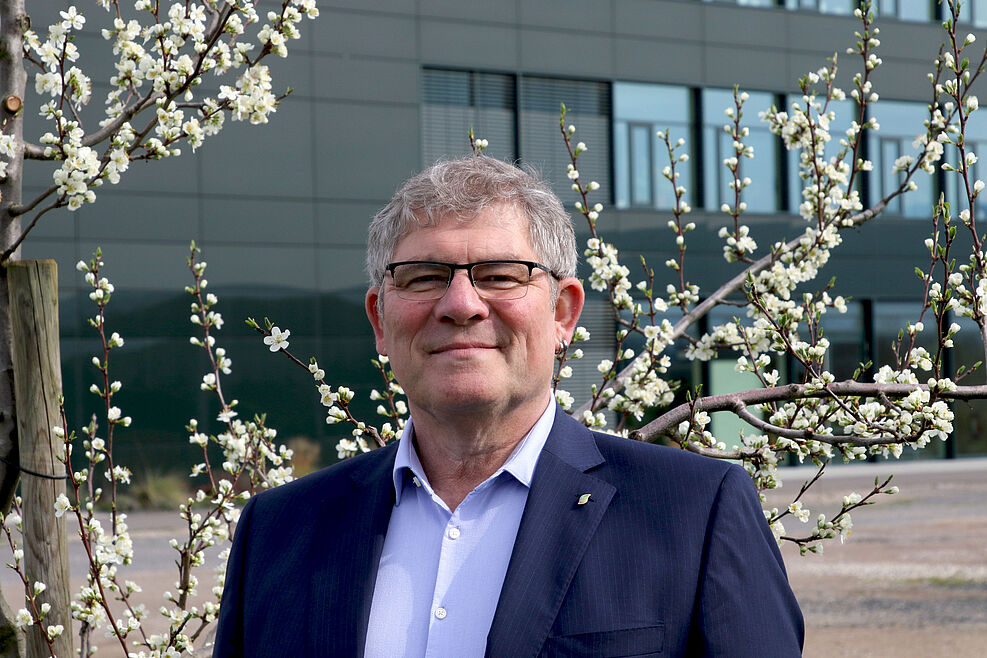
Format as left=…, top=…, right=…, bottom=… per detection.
left=411, top=201, right=524, bottom=228
left=395, top=204, right=530, bottom=244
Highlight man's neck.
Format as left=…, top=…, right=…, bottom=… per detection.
left=409, top=394, right=551, bottom=511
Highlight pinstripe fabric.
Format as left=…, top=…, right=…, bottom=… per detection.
left=213, top=406, right=803, bottom=657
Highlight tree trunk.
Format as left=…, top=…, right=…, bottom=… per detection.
left=1, top=0, right=28, bottom=512
left=1, top=2, right=33, bottom=656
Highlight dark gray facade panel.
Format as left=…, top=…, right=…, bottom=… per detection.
left=201, top=197, right=316, bottom=246
left=420, top=0, right=518, bottom=23
left=615, top=0, right=705, bottom=40
left=704, top=44, right=791, bottom=91
left=321, top=0, right=417, bottom=14
left=312, top=57, right=420, bottom=104
left=72, top=241, right=196, bottom=291
left=519, top=29, right=616, bottom=78
left=312, top=102, right=421, bottom=200
left=419, top=20, right=520, bottom=69
left=785, top=20, right=864, bottom=57
left=205, top=244, right=319, bottom=290
left=315, top=200, right=383, bottom=247
left=614, top=39, right=705, bottom=84
left=314, top=246, right=375, bottom=291
left=704, top=5, right=791, bottom=48
left=872, top=19, right=954, bottom=62
left=520, top=0, right=616, bottom=32
left=200, top=99, right=316, bottom=199
left=111, top=154, right=202, bottom=196
left=79, top=192, right=199, bottom=243
left=311, top=10, right=418, bottom=58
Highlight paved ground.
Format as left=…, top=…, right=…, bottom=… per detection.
left=3, top=457, right=985, bottom=655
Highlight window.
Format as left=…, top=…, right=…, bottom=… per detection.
left=520, top=76, right=612, bottom=208
left=422, top=69, right=516, bottom=164
left=957, top=0, right=987, bottom=28
left=702, top=89, right=781, bottom=213
left=613, top=82, right=692, bottom=210
left=705, top=0, right=778, bottom=7
left=878, top=0, right=933, bottom=22
left=817, top=300, right=865, bottom=381
left=785, top=0, right=856, bottom=15
left=422, top=70, right=611, bottom=206
left=868, top=101, right=936, bottom=218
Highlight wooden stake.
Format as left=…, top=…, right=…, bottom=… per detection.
left=8, top=260, right=72, bottom=658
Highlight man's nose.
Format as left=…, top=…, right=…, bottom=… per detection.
left=434, top=269, right=488, bottom=323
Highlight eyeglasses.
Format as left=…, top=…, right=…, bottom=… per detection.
left=384, top=260, right=561, bottom=301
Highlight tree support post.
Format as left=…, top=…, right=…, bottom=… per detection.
left=8, top=260, right=71, bottom=658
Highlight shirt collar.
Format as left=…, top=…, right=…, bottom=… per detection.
left=390, top=399, right=556, bottom=505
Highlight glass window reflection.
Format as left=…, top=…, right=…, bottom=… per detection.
left=702, top=88, right=780, bottom=213
left=868, top=101, right=936, bottom=219
left=614, top=82, right=692, bottom=210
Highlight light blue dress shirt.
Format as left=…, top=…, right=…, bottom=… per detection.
left=363, top=401, right=556, bottom=657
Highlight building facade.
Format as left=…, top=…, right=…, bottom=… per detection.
left=21, top=0, right=987, bottom=469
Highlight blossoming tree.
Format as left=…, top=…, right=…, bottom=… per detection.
left=3, top=0, right=987, bottom=656
left=0, top=1, right=317, bottom=655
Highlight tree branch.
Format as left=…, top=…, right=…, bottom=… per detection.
left=1, top=199, right=65, bottom=263
left=631, top=379, right=978, bottom=443
left=574, top=194, right=894, bottom=417
left=7, top=185, right=58, bottom=218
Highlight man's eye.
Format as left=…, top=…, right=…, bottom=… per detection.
left=398, top=269, right=448, bottom=288
left=407, top=274, right=445, bottom=285
left=475, top=270, right=526, bottom=288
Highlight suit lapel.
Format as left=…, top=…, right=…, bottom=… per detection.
left=317, top=445, right=396, bottom=656
left=486, top=410, right=616, bottom=658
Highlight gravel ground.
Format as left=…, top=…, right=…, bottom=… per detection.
left=3, top=457, right=985, bottom=656
left=765, top=457, right=987, bottom=657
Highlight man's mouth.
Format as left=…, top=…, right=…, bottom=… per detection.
left=429, top=342, right=497, bottom=354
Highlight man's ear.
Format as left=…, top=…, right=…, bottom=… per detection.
left=554, top=277, right=585, bottom=344
left=365, top=287, right=387, bottom=356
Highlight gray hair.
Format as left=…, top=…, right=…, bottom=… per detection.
left=366, top=156, right=577, bottom=286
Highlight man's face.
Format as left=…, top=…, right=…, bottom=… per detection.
left=365, top=203, right=584, bottom=420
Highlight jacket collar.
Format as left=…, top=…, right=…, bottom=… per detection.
left=486, top=407, right=615, bottom=658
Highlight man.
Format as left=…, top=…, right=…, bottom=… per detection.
left=213, top=156, right=804, bottom=657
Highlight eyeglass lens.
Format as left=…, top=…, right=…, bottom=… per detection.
left=390, top=262, right=533, bottom=300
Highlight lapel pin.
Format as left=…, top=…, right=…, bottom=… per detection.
left=577, top=493, right=592, bottom=506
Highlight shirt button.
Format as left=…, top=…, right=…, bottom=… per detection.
left=434, top=607, right=447, bottom=620
left=448, top=527, right=461, bottom=540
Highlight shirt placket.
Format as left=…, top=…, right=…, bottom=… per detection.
left=423, top=486, right=479, bottom=656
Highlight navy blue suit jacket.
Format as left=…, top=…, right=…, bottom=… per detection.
left=213, top=407, right=803, bottom=657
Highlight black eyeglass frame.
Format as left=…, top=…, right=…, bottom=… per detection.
left=383, top=259, right=562, bottom=299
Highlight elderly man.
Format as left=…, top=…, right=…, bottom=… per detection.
left=213, top=156, right=804, bottom=657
